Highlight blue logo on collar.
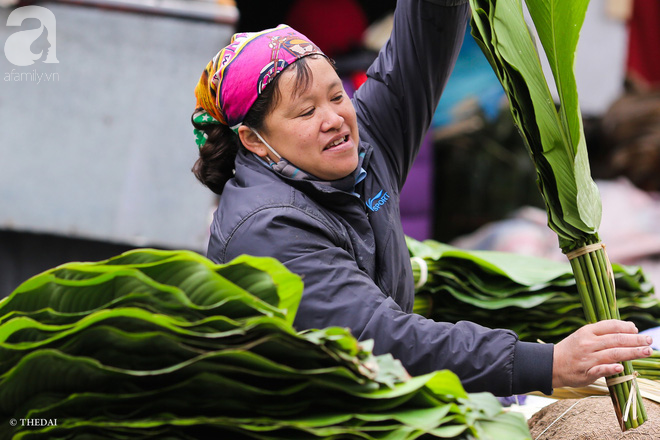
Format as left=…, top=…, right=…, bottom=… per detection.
left=366, top=189, right=390, bottom=212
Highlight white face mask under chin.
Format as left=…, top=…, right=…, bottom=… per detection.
left=251, top=129, right=282, bottom=161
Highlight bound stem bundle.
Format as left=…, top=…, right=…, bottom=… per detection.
left=469, top=0, right=646, bottom=429
left=567, top=243, right=647, bottom=429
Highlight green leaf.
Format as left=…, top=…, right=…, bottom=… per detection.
left=475, top=412, right=532, bottom=440
left=524, top=0, right=601, bottom=235
left=469, top=0, right=600, bottom=250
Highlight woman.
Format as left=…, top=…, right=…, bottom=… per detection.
left=191, top=0, right=651, bottom=396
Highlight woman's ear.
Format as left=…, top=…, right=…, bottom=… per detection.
left=238, top=125, right=268, bottom=157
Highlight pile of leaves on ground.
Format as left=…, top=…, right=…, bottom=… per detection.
left=409, top=238, right=659, bottom=344
left=0, top=249, right=531, bottom=439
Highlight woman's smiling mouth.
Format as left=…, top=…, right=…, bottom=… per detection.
left=324, top=135, right=349, bottom=151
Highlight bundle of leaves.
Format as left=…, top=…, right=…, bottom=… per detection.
left=0, top=249, right=530, bottom=439
left=469, top=0, right=645, bottom=428
left=409, top=238, right=659, bottom=344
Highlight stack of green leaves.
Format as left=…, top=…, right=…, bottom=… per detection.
left=469, top=0, right=645, bottom=429
left=0, top=249, right=531, bottom=439
left=408, top=238, right=659, bottom=346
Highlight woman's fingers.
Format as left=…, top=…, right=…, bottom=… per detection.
left=589, top=319, right=638, bottom=336
left=577, top=320, right=650, bottom=354
left=552, top=320, right=653, bottom=389
left=592, top=346, right=652, bottom=365
left=587, top=363, right=624, bottom=380
left=593, top=333, right=652, bottom=353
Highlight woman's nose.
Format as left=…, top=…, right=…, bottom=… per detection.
left=321, top=108, right=344, bottom=131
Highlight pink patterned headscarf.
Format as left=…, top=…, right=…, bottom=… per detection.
left=193, top=25, right=325, bottom=148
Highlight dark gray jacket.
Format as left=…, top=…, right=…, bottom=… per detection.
left=207, top=0, right=554, bottom=396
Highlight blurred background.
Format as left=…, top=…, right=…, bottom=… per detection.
left=2, top=0, right=660, bottom=297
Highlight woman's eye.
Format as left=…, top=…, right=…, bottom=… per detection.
left=300, top=108, right=315, bottom=117
left=332, top=94, right=343, bottom=102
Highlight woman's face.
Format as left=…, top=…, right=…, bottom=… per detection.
left=260, top=57, right=360, bottom=181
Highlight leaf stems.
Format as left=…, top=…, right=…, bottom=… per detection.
left=568, top=245, right=647, bottom=430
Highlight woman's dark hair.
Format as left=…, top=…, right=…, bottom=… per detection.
left=191, top=55, right=322, bottom=195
